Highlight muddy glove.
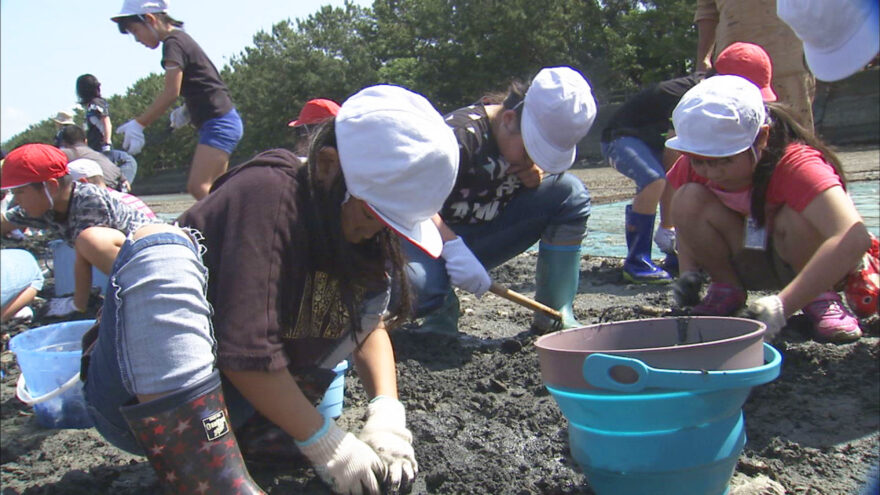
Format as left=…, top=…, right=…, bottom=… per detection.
left=654, top=226, right=676, bottom=254
left=46, top=296, right=84, bottom=317
left=296, top=416, right=386, bottom=495
left=742, top=295, right=787, bottom=341
left=169, top=106, right=191, bottom=130
left=359, top=396, right=418, bottom=493
left=441, top=237, right=491, bottom=296
left=116, top=120, right=145, bottom=155
left=672, top=271, right=703, bottom=307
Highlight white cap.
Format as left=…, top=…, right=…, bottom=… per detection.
left=777, top=0, right=880, bottom=82
left=665, top=75, right=766, bottom=158
left=112, top=0, right=169, bottom=20
left=521, top=66, right=597, bottom=174
left=67, top=159, right=104, bottom=181
left=336, top=85, right=459, bottom=258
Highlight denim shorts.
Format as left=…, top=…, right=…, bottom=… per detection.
left=84, top=230, right=216, bottom=453
left=198, top=108, right=243, bottom=155
left=601, top=136, right=666, bottom=191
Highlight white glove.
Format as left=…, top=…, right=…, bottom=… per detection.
left=116, top=120, right=145, bottom=155
left=169, top=106, right=191, bottom=129
left=654, top=226, right=676, bottom=254
left=46, top=296, right=83, bottom=317
left=441, top=237, right=491, bottom=296
left=744, top=295, right=787, bottom=341
left=296, top=416, right=386, bottom=495
left=359, top=396, right=418, bottom=492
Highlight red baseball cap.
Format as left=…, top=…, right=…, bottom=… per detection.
left=1, top=144, right=69, bottom=190
left=288, top=98, right=341, bottom=127
left=715, top=42, right=778, bottom=102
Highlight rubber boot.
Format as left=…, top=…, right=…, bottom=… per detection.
left=623, top=204, right=672, bottom=284
left=532, top=242, right=582, bottom=334
left=416, top=287, right=460, bottom=334
left=662, top=251, right=680, bottom=277
left=121, top=370, right=265, bottom=495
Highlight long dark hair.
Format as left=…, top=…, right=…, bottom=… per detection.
left=305, top=120, right=413, bottom=330
left=75, top=74, right=101, bottom=104
left=750, top=101, right=846, bottom=226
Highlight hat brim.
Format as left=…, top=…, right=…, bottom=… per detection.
left=804, top=4, right=879, bottom=82
left=364, top=203, right=443, bottom=259
left=288, top=119, right=303, bottom=127
left=665, top=136, right=753, bottom=158
left=759, top=86, right=777, bottom=102
left=520, top=105, right=576, bottom=175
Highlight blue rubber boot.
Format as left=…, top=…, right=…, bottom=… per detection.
left=416, top=288, right=460, bottom=334
left=532, top=242, right=582, bottom=334
left=624, top=204, right=672, bottom=284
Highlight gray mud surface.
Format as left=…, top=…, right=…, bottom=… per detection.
left=2, top=147, right=878, bottom=494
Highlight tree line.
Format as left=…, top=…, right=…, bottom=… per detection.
left=3, top=0, right=697, bottom=178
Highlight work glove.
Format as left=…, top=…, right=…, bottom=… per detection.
left=672, top=271, right=703, bottom=308
left=359, top=396, right=418, bottom=493
left=46, top=296, right=84, bottom=317
left=441, top=237, right=491, bottom=296
left=100, top=143, right=112, bottom=153
left=169, top=106, right=191, bottom=130
left=741, top=295, right=787, bottom=341
left=296, top=416, right=386, bottom=495
left=116, top=120, right=145, bottom=155
left=654, top=226, right=676, bottom=255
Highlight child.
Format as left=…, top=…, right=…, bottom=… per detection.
left=51, top=111, right=76, bottom=148
left=111, top=0, right=244, bottom=200
left=0, top=144, right=161, bottom=316
left=58, top=125, right=126, bottom=191
left=81, top=85, right=458, bottom=493
left=66, top=158, right=155, bottom=218
left=666, top=75, right=871, bottom=343
left=405, top=66, right=597, bottom=334
left=1, top=249, right=43, bottom=322
left=76, top=74, right=113, bottom=152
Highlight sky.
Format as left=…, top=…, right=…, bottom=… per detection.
left=0, top=0, right=373, bottom=143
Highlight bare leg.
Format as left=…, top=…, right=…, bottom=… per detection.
left=187, top=144, right=230, bottom=200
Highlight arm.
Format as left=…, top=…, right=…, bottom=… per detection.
left=507, top=162, right=544, bottom=189
left=695, top=18, right=717, bottom=72
left=101, top=115, right=113, bottom=149
left=135, top=67, right=183, bottom=127
left=73, top=250, right=92, bottom=311
left=352, top=322, right=398, bottom=400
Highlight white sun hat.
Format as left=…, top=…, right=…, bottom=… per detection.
left=336, top=84, right=459, bottom=258
left=66, top=159, right=104, bottom=182
left=665, top=75, right=766, bottom=158
left=777, top=0, right=880, bottom=82
left=521, top=66, right=597, bottom=174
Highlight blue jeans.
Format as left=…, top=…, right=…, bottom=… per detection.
left=0, top=249, right=44, bottom=307
left=84, top=231, right=219, bottom=453
left=601, top=136, right=665, bottom=192
left=198, top=108, right=244, bottom=155
left=405, top=172, right=590, bottom=316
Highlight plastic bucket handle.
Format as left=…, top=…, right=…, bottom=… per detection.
left=582, top=343, right=782, bottom=393
left=16, top=372, right=82, bottom=406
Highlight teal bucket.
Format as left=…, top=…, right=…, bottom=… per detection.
left=8, top=320, right=95, bottom=429
left=545, top=343, right=782, bottom=495
left=316, top=360, right=348, bottom=419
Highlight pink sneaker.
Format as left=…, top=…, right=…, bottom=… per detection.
left=692, top=282, right=746, bottom=316
left=802, top=292, right=862, bottom=343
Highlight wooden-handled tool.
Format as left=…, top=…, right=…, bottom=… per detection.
left=489, top=282, right=562, bottom=321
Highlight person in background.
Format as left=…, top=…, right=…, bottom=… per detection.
left=76, top=74, right=114, bottom=152
left=111, top=0, right=244, bottom=200
left=288, top=98, right=340, bottom=161
left=694, top=0, right=816, bottom=129
left=81, top=85, right=457, bottom=494
left=600, top=42, right=778, bottom=283
left=776, top=0, right=879, bottom=82
left=66, top=158, right=156, bottom=219
left=1, top=249, right=44, bottom=323
left=52, top=111, right=77, bottom=148
left=406, top=66, right=597, bottom=335
left=666, top=75, right=870, bottom=343
left=58, top=125, right=127, bottom=192
left=103, top=148, right=138, bottom=191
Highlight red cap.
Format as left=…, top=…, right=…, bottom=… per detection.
left=1, top=144, right=69, bottom=190
left=288, top=98, right=341, bottom=127
left=715, top=42, right=777, bottom=102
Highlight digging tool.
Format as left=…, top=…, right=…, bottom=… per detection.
left=489, top=282, right=563, bottom=322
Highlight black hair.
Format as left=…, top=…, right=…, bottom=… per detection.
left=58, top=125, right=87, bottom=146
left=114, top=12, right=184, bottom=34
left=480, top=79, right=527, bottom=131
left=750, top=101, right=846, bottom=226
left=75, top=74, right=101, bottom=104
left=305, top=120, right=413, bottom=330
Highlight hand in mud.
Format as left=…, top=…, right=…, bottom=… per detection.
left=741, top=295, right=787, bottom=341
left=671, top=271, right=703, bottom=308
left=358, top=396, right=417, bottom=494
left=296, top=418, right=385, bottom=495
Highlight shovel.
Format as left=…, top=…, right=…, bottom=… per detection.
left=489, top=282, right=563, bottom=322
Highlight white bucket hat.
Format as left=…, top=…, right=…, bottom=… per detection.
left=336, top=85, right=459, bottom=258
left=67, top=159, right=104, bottom=181
left=665, top=75, right=766, bottom=158
left=777, top=0, right=880, bottom=82
left=112, top=0, right=169, bottom=21
left=521, top=66, right=597, bottom=174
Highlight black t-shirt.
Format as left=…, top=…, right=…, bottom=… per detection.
left=601, top=73, right=706, bottom=152
left=84, top=97, right=110, bottom=151
left=162, top=30, right=234, bottom=128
